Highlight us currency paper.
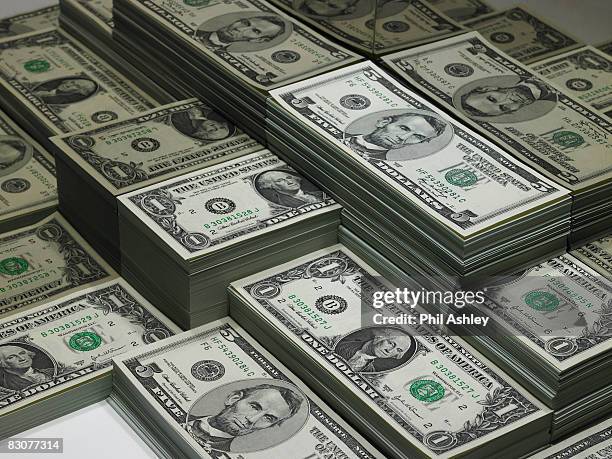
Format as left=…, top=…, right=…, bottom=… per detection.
left=0, top=213, right=115, bottom=316
left=463, top=7, right=580, bottom=64
left=383, top=32, right=612, bottom=192
left=113, top=319, right=383, bottom=458
left=116, top=0, right=360, bottom=90
left=598, top=40, right=612, bottom=57
left=267, top=0, right=465, bottom=54
left=0, top=29, right=156, bottom=135
left=0, top=109, right=56, bottom=228
left=51, top=99, right=263, bottom=194
left=532, top=46, right=612, bottom=118
left=0, top=279, right=178, bottom=414
left=119, top=151, right=339, bottom=260
left=61, top=0, right=114, bottom=33
left=271, top=61, right=568, bottom=237
left=571, top=235, right=612, bottom=279
left=230, top=245, right=549, bottom=458
left=529, top=419, right=612, bottom=459
left=0, top=6, right=59, bottom=38
left=479, top=254, right=612, bottom=372
left=424, top=0, right=494, bottom=23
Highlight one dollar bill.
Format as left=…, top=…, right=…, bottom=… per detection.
left=119, top=151, right=339, bottom=260
left=383, top=32, right=612, bottom=193
left=0, top=108, right=56, bottom=231
left=0, top=279, right=178, bottom=416
left=230, top=244, right=550, bottom=458
left=51, top=99, right=264, bottom=195
left=271, top=61, right=568, bottom=237
left=113, top=318, right=383, bottom=457
left=0, top=28, right=157, bottom=136
left=116, top=0, right=361, bottom=90
left=0, top=6, right=59, bottom=38
left=532, top=46, right=612, bottom=118
left=0, top=213, right=116, bottom=317
left=463, top=6, right=581, bottom=64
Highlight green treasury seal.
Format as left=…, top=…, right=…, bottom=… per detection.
left=0, top=257, right=29, bottom=275
left=525, top=290, right=560, bottom=311
left=410, top=379, right=445, bottom=402
left=445, top=169, right=478, bottom=187
left=69, top=332, right=102, bottom=352
left=24, top=59, right=51, bottom=73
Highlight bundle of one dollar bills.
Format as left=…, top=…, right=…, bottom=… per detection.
left=0, top=212, right=116, bottom=319
left=458, top=252, right=612, bottom=439
left=267, top=60, right=571, bottom=287
left=228, top=244, right=552, bottom=459
left=382, top=32, right=612, bottom=246
left=110, top=317, right=384, bottom=459
left=49, top=98, right=264, bottom=272
left=0, top=278, right=180, bottom=439
left=0, top=27, right=159, bottom=151
left=532, top=45, right=612, bottom=119
left=116, top=151, right=341, bottom=328
left=111, top=0, right=361, bottom=142
left=0, top=107, right=57, bottom=233
left=264, top=0, right=466, bottom=56
left=462, top=6, right=581, bottom=64
left=57, top=0, right=175, bottom=103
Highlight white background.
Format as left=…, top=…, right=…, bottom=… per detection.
left=1, top=0, right=611, bottom=458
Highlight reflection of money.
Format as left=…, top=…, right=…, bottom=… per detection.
left=117, top=0, right=360, bottom=90
left=532, top=46, right=612, bottom=117
left=424, top=0, right=494, bottom=23
left=530, top=419, right=612, bottom=459
left=0, top=213, right=115, bottom=316
left=479, top=255, right=612, bottom=372
left=0, top=279, right=178, bottom=422
left=0, top=29, right=156, bottom=135
left=0, top=5, right=59, bottom=38
left=271, top=61, right=567, bottom=237
left=572, top=235, right=612, bottom=279
left=463, top=7, right=581, bottom=64
left=62, top=0, right=114, bottom=31
left=51, top=99, right=263, bottom=194
left=0, top=109, right=56, bottom=231
left=383, top=32, right=612, bottom=193
left=119, top=151, right=339, bottom=260
left=268, top=0, right=464, bottom=54
left=230, top=245, right=549, bottom=458
left=113, top=319, right=382, bottom=458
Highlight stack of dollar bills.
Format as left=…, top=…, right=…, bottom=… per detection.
left=532, top=45, right=612, bottom=119
left=57, top=0, right=175, bottom=104
left=0, top=5, right=59, bottom=37
left=462, top=6, right=581, bottom=64
left=528, top=418, right=612, bottom=459
left=110, top=318, right=383, bottom=458
left=111, top=0, right=361, bottom=142
left=0, top=28, right=158, bottom=151
left=0, top=213, right=116, bottom=319
left=571, top=232, right=612, bottom=280
left=0, top=108, right=56, bottom=233
left=0, top=278, right=179, bottom=439
left=117, top=151, right=340, bottom=328
left=228, top=245, right=552, bottom=459
left=265, top=0, right=466, bottom=56
left=459, top=254, right=612, bottom=439
left=267, top=60, right=571, bottom=287
left=382, top=32, right=612, bottom=246
left=49, top=98, right=264, bottom=271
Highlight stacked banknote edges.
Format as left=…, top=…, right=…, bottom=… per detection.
left=267, top=60, right=572, bottom=288
left=110, top=318, right=383, bottom=459
left=111, top=0, right=361, bottom=143
left=228, top=244, right=552, bottom=459
left=50, top=98, right=264, bottom=272
left=57, top=0, right=174, bottom=104
left=459, top=252, right=612, bottom=439
left=116, top=150, right=340, bottom=328
left=0, top=279, right=178, bottom=439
